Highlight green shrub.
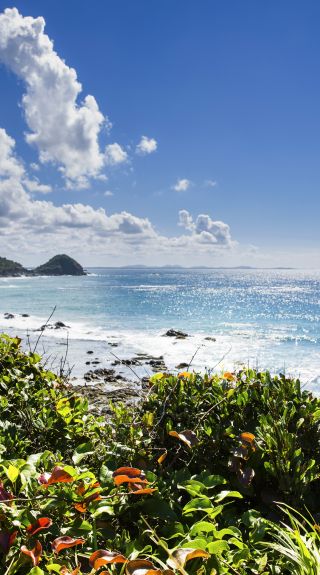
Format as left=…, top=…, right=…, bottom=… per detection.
left=0, top=334, right=320, bottom=574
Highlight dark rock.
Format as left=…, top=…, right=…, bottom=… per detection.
left=112, top=359, right=141, bottom=367
left=4, top=313, right=14, bottom=319
left=87, top=350, right=94, bottom=354
left=85, top=361, right=91, bottom=365
left=163, top=329, right=188, bottom=339
left=34, top=254, right=86, bottom=276
left=204, top=336, right=216, bottom=342
left=21, top=313, right=29, bottom=317
left=148, top=358, right=167, bottom=372
left=55, top=321, right=69, bottom=329
left=108, top=342, right=119, bottom=347
left=176, top=362, right=189, bottom=369
left=84, top=368, right=118, bottom=383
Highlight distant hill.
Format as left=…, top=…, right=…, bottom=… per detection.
left=0, top=257, right=30, bottom=277
left=34, top=254, right=86, bottom=276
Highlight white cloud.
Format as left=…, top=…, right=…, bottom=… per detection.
left=24, top=178, right=52, bottom=194
left=30, top=162, right=40, bottom=171
left=0, top=8, right=109, bottom=187
left=136, top=136, right=157, bottom=155
left=173, top=178, right=191, bottom=192
left=178, top=209, right=194, bottom=230
left=0, top=127, right=236, bottom=263
left=105, top=143, right=128, bottom=166
left=178, top=210, right=233, bottom=247
left=104, top=190, right=114, bottom=197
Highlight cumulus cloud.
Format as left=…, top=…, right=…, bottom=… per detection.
left=104, top=190, right=114, bottom=197
left=105, top=143, right=128, bottom=166
left=173, top=178, right=191, bottom=192
left=24, top=179, right=52, bottom=194
left=136, top=136, right=157, bottom=155
left=0, top=8, right=111, bottom=186
left=178, top=209, right=233, bottom=247
left=0, top=127, right=155, bottom=237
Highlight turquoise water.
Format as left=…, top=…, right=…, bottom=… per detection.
left=0, top=268, right=320, bottom=390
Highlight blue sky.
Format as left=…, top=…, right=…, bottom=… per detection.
left=0, top=0, right=319, bottom=266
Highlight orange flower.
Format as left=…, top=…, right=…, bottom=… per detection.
left=89, top=549, right=127, bottom=569
left=52, top=536, right=85, bottom=553
left=26, top=517, right=52, bottom=536
left=21, top=540, right=42, bottom=566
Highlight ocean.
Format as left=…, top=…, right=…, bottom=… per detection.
left=0, top=268, right=320, bottom=392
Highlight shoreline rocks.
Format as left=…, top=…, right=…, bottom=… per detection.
left=163, top=329, right=189, bottom=339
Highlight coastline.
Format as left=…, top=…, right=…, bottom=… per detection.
left=1, top=309, right=320, bottom=396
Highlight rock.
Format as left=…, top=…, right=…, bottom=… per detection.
left=204, top=336, right=216, bottom=342
left=21, top=313, right=29, bottom=317
left=34, top=254, right=86, bottom=276
left=85, top=361, right=91, bottom=365
left=55, top=321, right=69, bottom=329
left=87, top=350, right=94, bottom=354
left=163, top=329, right=188, bottom=339
left=4, top=313, right=14, bottom=319
left=148, top=358, right=167, bottom=372
left=73, top=382, right=141, bottom=416
left=84, top=368, right=119, bottom=383
left=176, top=362, right=189, bottom=369
left=108, top=342, right=119, bottom=347
left=112, top=359, right=142, bottom=367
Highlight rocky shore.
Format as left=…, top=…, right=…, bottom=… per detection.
left=0, top=310, right=221, bottom=413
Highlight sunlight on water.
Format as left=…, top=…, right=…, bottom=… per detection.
left=1, top=268, right=320, bottom=391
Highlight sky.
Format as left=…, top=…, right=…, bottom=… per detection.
left=0, top=1, right=319, bottom=267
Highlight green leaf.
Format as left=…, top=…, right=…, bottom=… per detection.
left=6, top=464, right=19, bottom=483
left=45, top=565, right=62, bottom=573
left=72, top=442, right=94, bottom=464
left=149, top=373, right=165, bottom=382
left=92, top=504, right=114, bottom=517
left=183, top=497, right=212, bottom=515
left=190, top=521, right=217, bottom=536
left=66, top=518, right=92, bottom=533
left=200, top=474, right=227, bottom=489
left=207, top=540, right=230, bottom=554
left=181, top=538, right=208, bottom=550
left=207, top=505, right=224, bottom=520
left=214, top=527, right=242, bottom=539
left=215, top=490, right=243, bottom=502
left=28, top=568, right=44, bottom=575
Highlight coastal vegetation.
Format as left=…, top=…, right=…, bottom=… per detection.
left=0, top=255, right=86, bottom=277
left=0, top=333, right=320, bottom=574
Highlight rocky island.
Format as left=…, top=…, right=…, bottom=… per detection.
left=0, top=254, right=86, bottom=277
left=0, top=256, right=29, bottom=277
